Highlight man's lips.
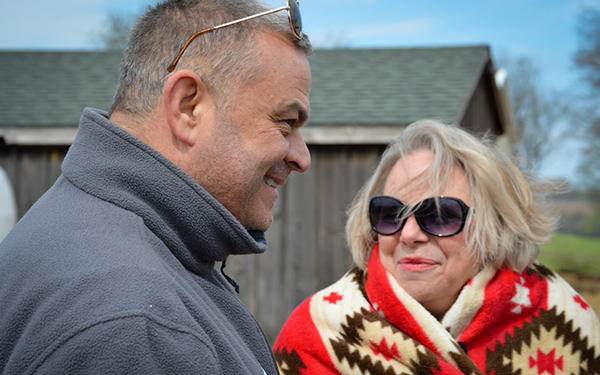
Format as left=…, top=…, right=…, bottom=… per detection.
left=399, top=257, right=438, bottom=271
left=264, top=162, right=290, bottom=189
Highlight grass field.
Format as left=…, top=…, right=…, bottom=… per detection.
left=539, top=233, right=600, bottom=277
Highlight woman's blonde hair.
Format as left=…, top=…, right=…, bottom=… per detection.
left=345, top=119, right=560, bottom=272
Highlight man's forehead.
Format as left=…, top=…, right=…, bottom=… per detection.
left=256, top=33, right=310, bottom=74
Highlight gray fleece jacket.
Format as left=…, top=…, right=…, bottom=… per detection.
left=0, top=109, right=279, bottom=375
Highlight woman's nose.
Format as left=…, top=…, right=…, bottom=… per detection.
left=399, top=215, right=429, bottom=246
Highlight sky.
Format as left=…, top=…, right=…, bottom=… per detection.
left=1, top=0, right=598, bottom=182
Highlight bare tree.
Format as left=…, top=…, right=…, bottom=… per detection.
left=89, top=10, right=142, bottom=50
left=574, top=8, right=600, bottom=95
left=574, top=7, right=600, bottom=191
left=497, top=54, right=571, bottom=171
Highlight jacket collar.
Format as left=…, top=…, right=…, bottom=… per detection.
left=62, top=108, right=267, bottom=276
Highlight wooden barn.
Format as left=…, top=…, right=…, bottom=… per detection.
left=0, top=45, right=515, bottom=343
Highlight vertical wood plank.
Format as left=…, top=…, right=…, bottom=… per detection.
left=315, top=147, right=348, bottom=289
left=282, top=148, right=318, bottom=325
left=256, top=184, right=285, bottom=344
left=47, top=147, right=66, bottom=188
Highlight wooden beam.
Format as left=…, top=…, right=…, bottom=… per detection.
left=0, top=127, right=77, bottom=146
left=301, top=125, right=405, bottom=145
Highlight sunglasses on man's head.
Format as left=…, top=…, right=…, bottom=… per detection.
left=167, top=0, right=303, bottom=72
left=369, top=195, right=471, bottom=237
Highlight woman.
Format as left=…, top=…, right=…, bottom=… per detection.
left=274, top=120, right=600, bottom=375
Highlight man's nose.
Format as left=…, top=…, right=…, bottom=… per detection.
left=285, top=129, right=311, bottom=173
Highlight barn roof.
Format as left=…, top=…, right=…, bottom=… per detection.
left=0, top=51, right=122, bottom=127
left=309, top=45, right=491, bottom=126
left=0, top=46, right=512, bottom=145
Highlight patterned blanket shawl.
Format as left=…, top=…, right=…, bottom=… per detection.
left=274, top=244, right=600, bottom=374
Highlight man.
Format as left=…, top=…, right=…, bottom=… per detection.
left=0, top=0, right=312, bottom=374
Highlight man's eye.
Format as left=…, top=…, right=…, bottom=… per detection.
left=278, top=119, right=295, bottom=136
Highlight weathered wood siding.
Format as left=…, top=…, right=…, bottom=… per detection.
left=460, top=67, right=503, bottom=137
left=226, top=145, right=385, bottom=344
left=0, top=146, right=68, bottom=218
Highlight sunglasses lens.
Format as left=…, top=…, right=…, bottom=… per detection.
left=287, top=0, right=303, bottom=38
left=369, top=196, right=406, bottom=235
left=417, top=198, right=465, bottom=236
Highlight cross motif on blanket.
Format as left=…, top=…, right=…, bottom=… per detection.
left=370, top=336, right=401, bottom=361
left=529, top=349, right=564, bottom=375
left=324, top=292, right=343, bottom=305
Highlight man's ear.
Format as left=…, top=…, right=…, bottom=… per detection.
left=163, top=70, right=213, bottom=147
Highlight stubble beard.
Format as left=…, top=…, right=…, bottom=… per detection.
left=190, top=119, right=274, bottom=232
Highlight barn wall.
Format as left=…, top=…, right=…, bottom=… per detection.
left=460, top=66, right=503, bottom=137
left=0, top=145, right=69, bottom=218
left=227, top=144, right=386, bottom=343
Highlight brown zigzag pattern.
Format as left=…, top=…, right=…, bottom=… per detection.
left=348, top=267, right=363, bottom=285
left=407, top=349, right=443, bottom=375
left=347, top=266, right=370, bottom=301
left=448, top=342, right=483, bottom=375
left=274, top=347, right=307, bottom=375
left=338, top=307, right=370, bottom=346
left=330, top=338, right=409, bottom=375
left=331, top=307, right=441, bottom=375
left=527, top=263, right=557, bottom=280
left=486, top=306, right=600, bottom=375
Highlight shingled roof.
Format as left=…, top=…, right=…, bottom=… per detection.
left=308, top=45, right=491, bottom=127
left=0, top=46, right=508, bottom=145
left=0, top=46, right=490, bottom=126
left=0, top=51, right=122, bottom=127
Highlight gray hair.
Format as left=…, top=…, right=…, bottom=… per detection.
left=346, top=119, right=561, bottom=273
left=110, top=0, right=313, bottom=116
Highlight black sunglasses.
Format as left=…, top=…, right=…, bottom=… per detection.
left=369, top=195, right=471, bottom=237
left=167, top=0, right=303, bottom=72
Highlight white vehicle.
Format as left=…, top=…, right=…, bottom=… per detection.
left=0, top=166, right=17, bottom=242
